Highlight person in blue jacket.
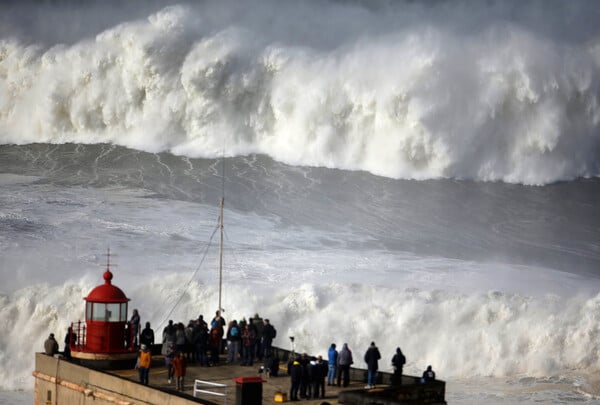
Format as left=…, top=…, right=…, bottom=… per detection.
left=327, top=343, right=338, bottom=386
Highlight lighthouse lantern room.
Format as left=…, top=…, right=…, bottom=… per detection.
left=84, top=267, right=130, bottom=352
left=69, top=251, right=138, bottom=367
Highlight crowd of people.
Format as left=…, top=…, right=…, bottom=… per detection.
left=44, top=309, right=437, bottom=396
left=132, top=310, right=279, bottom=387
left=286, top=340, right=435, bottom=401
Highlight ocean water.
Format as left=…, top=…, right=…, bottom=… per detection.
left=1, top=1, right=600, bottom=404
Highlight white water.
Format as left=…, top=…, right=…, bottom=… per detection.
left=1, top=1, right=600, bottom=185
left=2, top=1, right=600, bottom=404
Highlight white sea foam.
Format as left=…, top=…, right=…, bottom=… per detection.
left=1, top=1, right=600, bottom=184
left=3, top=273, right=600, bottom=392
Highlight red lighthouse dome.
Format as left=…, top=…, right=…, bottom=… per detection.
left=86, top=269, right=128, bottom=303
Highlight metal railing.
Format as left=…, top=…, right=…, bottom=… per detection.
left=193, top=379, right=228, bottom=404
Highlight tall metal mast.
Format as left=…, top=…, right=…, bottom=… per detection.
left=218, top=195, right=224, bottom=314
left=218, top=156, right=225, bottom=314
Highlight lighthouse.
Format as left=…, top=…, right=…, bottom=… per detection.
left=69, top=252, right=138, bottom=368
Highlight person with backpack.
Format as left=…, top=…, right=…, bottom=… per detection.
left=226, top=320, right=241, bottom=363
left=391, top=347, right=406, bottom=385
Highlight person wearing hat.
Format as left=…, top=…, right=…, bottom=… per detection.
left=136, top=344, right=152, bottom=385
left=44, top=333, right=59, bottom=356
left=363, top=341, right=381, bottom=389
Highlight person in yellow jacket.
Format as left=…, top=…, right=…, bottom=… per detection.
left=136, top=344, right=152, bottom=385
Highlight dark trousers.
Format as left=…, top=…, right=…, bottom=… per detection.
left=313, top=378, right=325, bottom=398
left=290, top=379, right=301, bottom=401
left=300, top=378, right=311, bottom=398
left=337, top=364, right=350, bottom=387
left=196, top=344, right=208, bottom=366
left=392, top=369, right=403, bottom=385
left=242, top=345, right=255, bottom=365
left=138, top=367, right=149, bottom=385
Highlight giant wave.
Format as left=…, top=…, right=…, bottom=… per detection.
left=1, top=0, right=600, bottom=185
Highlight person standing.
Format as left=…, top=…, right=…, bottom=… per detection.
left=262, top=319, right=276, bottom=358
left=312, top=355, right=328, bottom=399
left=140, top=322, right=155, bottom=348
left=251, top=314, right=264, bottom=360
left=173, top=351, right=188, bottom=391
left=44, top=333, right=59, bottom=356
left=211, top=310, right=226, bottom=354
left=162, top=320, right=175, bottom=355
left=364, top=341, right=381, bottom=389
left=129, top=309, right=141, bottom=348
left=391, top=347, right=406, bottom=385
left=175, top=322, right=187, bottom=355
left=327, top=343, right=338, bottom=386
left=241, top=323, right=256, bottom=366
left=226, top=320, right=241, bottom=364
left=288, top=356, right=303, bottom=401
left=209, top=321, right=223, bottom=365
left=337, top=343, right=353, bottom=387
left=136, top=344, right=152, bottom=385
left=194, top=319, right=209, bottom=367
left=64, top=327, right=77, bottom=360
left=164, top=341, right=176, bottom=383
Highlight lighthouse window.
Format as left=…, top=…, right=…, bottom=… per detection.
left=106, top=303, right=120, bottom=322
left=92, top=303, right=106, bottom=321
left=120, top=303, right=127, bottom=321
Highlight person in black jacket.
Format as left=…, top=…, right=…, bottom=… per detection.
left=63, top=327, right=77, bottom=359
left=140, top=322, right=155, bottom=348
left=288, top=356, right=303, bottom=401
left=391, top=347, right=406, bottom=385
left=311, top=355, right=328, bottom=399
left=422, top=365, right=436, bottom=382
left=262, top=319, right=276, bottom=358
left=364, top=341, right=381, bottom=389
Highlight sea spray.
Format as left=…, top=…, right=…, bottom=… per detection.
left=4, top=276, right=600, bottom=391
left=2, top=1, right=600, bottom=184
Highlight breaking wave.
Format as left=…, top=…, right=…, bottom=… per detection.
left=3, top=278, right=600, bottom=391
left=1, top=0, right=600, bottom=185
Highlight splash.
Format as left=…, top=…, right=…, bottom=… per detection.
left=4, top=277, right=600, bottom=391
left=1, top=1, right=600, bottom=184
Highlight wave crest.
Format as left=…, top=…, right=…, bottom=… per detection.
left=1, top=2, right=600, bottom=184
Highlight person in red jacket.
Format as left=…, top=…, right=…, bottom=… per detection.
left=173, top=351, right=188, bottom=391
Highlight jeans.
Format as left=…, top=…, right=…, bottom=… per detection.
left=327, top=364, right=336, bottom=385
left=367, top=369, right=377, bottom=386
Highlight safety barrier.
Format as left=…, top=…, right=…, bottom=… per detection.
left=193, top=379, right=228, bottom=404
